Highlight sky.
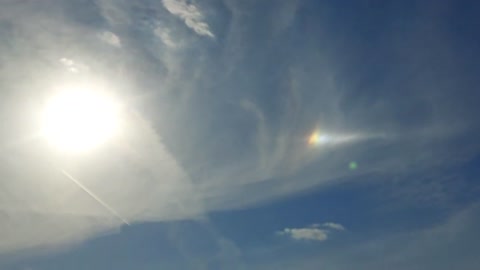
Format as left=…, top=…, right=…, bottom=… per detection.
left=0, top=0, right=480, bottom=269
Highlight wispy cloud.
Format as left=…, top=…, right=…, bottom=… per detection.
left=321, top=222, right=346, bottom=231
left=154, top=26, right=178, bottom=48
left=263, top=203, right=480, bottom=270
left=59, top=58, right=90, bottom=73
left=279, top=227, right=328, bottom=241
left=0, top=110, right=204, bottom=253
left=0, top=0, right=479, bottom=259
left=98, top=31, right=122, bottom=47
left=278, top=223, right=345, bottom=241
left=162, top=0, right=214, bottom=38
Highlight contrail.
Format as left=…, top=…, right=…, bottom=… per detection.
left=60, top=169, right=130, bottom=226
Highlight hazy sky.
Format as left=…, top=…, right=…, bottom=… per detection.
left=1, top=0, right=480, bottom=269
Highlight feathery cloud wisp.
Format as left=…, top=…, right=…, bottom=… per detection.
left=279, top=223, right=346, bottom=241
left=154, top=26, right=178, bottom=48
left=279, top=227, right=329, bottom=241
left=321, top=222, right=345, bottom=231
left=98, top=31, right=122, bottom=47
left=162, top=0, right=214, bottom=38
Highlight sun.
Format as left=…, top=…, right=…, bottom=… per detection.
left=42, top=88, right=121, bottom=152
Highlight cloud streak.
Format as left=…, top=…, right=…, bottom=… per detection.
left=321, top=222, right=345, bottom=231
left=260, top=203, right=480, bottom=270
left=97, top=31, right=122, bottom=47
left=162, top=0, right=214, bottom=38
left=279, top=227, right=328, bottom=241
left=278, top=223, right=345, bottom=241
left=154, top=26, right=178, bottom=48
left=0, top=0, right=478, bottom=258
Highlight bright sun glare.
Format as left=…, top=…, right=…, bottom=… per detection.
left=42, top=88, right=121, bottom=152
left=308, top=130, right=331, bottom=146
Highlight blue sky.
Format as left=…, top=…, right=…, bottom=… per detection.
left=0, top=0, right=480, bottom=269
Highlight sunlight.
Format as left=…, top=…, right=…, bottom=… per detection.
left=42, top=87, right=121, bottom=152
left=308, top=130, right=331, bottom=146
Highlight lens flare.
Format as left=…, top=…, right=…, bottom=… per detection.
left=308, top=130, right=331, bottom=146
left=349, top=161, right=358, bottom=170
left=308, top=131, right=319, bottom=145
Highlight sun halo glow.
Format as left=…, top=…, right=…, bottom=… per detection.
left=42, top=88, right=121, bottom=152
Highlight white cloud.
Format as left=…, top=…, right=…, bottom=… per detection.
left=1, top=0, right=478, bottom=259
left=96, top=0, right=130, bottom=25
left=162, top=0, right=214, bottom=38
left=279, top=227, right=328, bottom=241
left=154, top=26, right=178, bottom=48
left=322, top=222, right=345, bottom=231
left=98, top=31, right=122, bottom=47
left=279, top=223, right=345, bottom=241
left=262, top=204, right=480, bottom=270
left=0, top=110, right=204, bottom=254
left=59, top=58, right=90, bottom=73
left=0, top=2, right=210, bottom=255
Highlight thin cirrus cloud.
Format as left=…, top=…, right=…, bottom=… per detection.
left=0, top=0, right=478, bottom=259
left=162, top=0, right=215, bottom=38
left=321, top=222, right=346, bottom=231
left=154, top=26, right=178, bottom=48
left=260, top=204, right=480, bottom=270
left=280, top=228, right=328, bottom=241
left=97, top=31, right=122, bottom=48
left=278, top=223, right=345, bottom=241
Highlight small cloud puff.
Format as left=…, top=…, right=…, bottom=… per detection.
left=278, top=222, right=345, bottom=241
left=59, top=58, right=90, bottom=73
left=98, top=31, right=122, bottom=47
left=154, top=26, right=178, bottom=48
left=162, top=0, right=214, bottom=38
left=279, top=227, right=328, bottom=241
